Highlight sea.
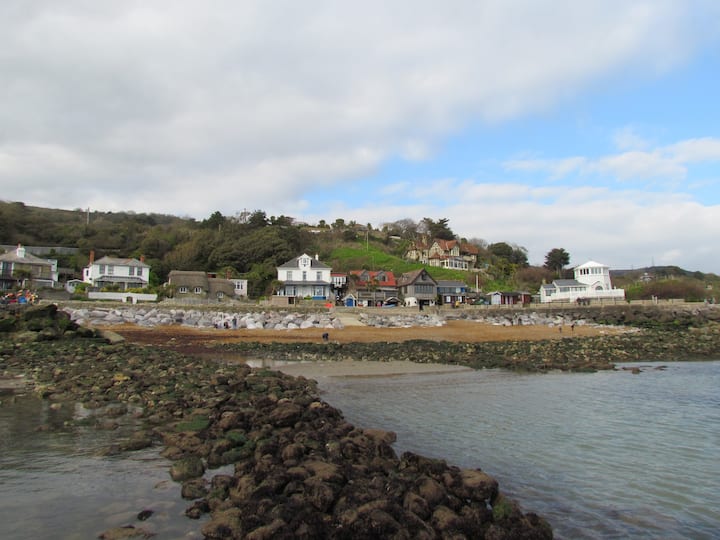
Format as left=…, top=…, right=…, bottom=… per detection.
left=1, top=360, right=718, bottom=539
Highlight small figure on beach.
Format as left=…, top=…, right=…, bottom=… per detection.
left=322, top=332, right=329, bottom=342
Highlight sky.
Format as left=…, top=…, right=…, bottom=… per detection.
left=1, top=1, right=719, bottom=273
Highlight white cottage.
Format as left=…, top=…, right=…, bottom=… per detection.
left=540, top=260, right=625, bottom=303
left=83, top=252, right=150, bottom=290
left=276, top=253, right=332, bottom=300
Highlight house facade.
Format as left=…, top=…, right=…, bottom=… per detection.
left=540, top=260, right=625, bottom=303
left=397, top=268, right=438, bottom=306
left=348, top=270, right=398, bottom=305
left=487, top=291, right=532, bottom=306
left=0, top=244, right=57, bottom=290
left=406, top=238, right=478, bottom=271
left=276, top=253, right=332, bottom=300
left=168, top=270, right=237, bottom=301
left=437, top=279, right=468, bottom=305
left=83, top=252, right=150, bottom=290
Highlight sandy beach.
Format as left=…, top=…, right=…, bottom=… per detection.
left=115, top=318, right=615, bottom=347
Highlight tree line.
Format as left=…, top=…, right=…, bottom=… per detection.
left=0, top=201, right=597, bottom=296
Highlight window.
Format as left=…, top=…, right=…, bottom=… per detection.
left=107, top=265, right=114, bottom=276
left=178, top=286, right=188, bottom=293
left=302, top=271, right=307, bottom=281
left=217, top=292, right=224, bottom=299
left=314, top=286, right=324, bottom=297
left=316, top=271, right=322, bottom=281
left=99, top=264, right=106, bottom=274
left=194, top=287, right=203, bottom=294
left=286, top=270, right=293, bottom=281
left=137, top=268, right=143, bottom=277
left=128, top=266, right=135, bottom=276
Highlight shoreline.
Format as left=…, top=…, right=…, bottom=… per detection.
left=266, top=358, right=474, bottom=379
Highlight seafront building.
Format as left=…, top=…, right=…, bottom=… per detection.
left=540, top=260, right=625, bottom=303
left=275, top=253, right=333, bottom=302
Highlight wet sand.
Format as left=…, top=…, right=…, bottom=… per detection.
left=267, top=359, right=474, bottom=378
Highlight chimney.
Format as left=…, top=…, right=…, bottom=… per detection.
left=225, top=269, right=230, bottom=280
left=16, top=244, right=26, bottom=258
left=140, top=254, right=145, bottom=263
left=89, top=250, right=95, bottom=264
left=315, top=253, right=319, bottom=260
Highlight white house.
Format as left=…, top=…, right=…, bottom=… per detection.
left=276, top=253, right=332, bottom=300
left=230, top=278, right=248, bottom=297
left=83, top=252, right=150, bottom=290
left=540, top=260, right=625, bottom=303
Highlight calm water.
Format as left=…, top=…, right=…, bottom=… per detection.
left=2, top=362, right=718, bottom=539
left=320, top=361, right=720, bottom=539
left=0, top=396, right=206, bottom=539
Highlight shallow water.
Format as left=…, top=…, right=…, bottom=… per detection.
left=2, top=361, right=718, bottom=539
left=0, top=396, right=205, bottom=540
left=319, top=361, right=720, bottom=539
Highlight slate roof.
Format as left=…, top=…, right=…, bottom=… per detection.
left=437, top=280, right=467, bottom=288
left=552, top=279, right=584, bottom=287
left=397, top=268, right=437, bottom=286
left=277, top=253, right=330, bottom=269
left=94, top=256, right=149, bottom=268
left=0, top=246, right=53, bottom=266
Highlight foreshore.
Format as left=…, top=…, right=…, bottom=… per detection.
left=1, top=304, right=554, bottom=539
left=2, top=303, right=720, bottom=538
left=266, top=359, right=474, bottom=379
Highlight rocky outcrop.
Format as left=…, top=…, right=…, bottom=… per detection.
left=0, top=335, right=552, bottom=539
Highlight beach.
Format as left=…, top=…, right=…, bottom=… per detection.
left=114, top=318, right=617, bottom=349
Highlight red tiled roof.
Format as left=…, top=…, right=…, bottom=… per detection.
left=349, top=270, right=397, bottom=287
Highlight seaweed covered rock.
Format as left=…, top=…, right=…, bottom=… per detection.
left=0, top=338, right=554, bottom=539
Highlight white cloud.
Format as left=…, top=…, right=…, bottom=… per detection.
left=505, top=136, right=720, bottom=185
left=613, top=126, right=651, bottom=151
left=1, top=1, right=716, bottom=216
left=350, top=183, right=720, bottom=272
left=1, top=2, right=718, bottom=272
left=590, top=150, right=687, bottom=181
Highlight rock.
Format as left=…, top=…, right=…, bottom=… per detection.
left=98, top=525, right=154, bottom=539
left=170, top=456, right=205, bottom=481
left=431, top=505, right=462, bottom=533
left=181, top=478, right=209, bottom=499
left=97, top=329, right=125, bottom=344
left=457, top=468, right=499, bottom=501
left=417, top=476, right=446, bottom=507
left=267, top=402, right=304, bottom=427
